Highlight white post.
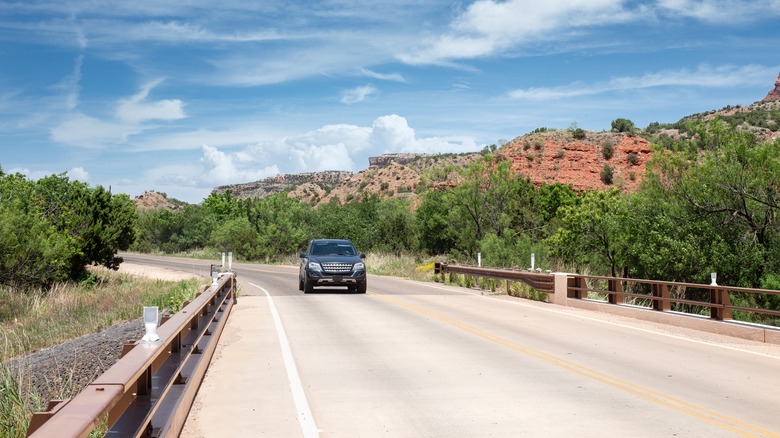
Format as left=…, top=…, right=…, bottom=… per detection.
left=142, top=307, right=160, bottom=342
left=531, top=253, right=535, bottom=271
left=212, top=271, right=219, bottom=286
left=228, top=251, right=233, bottom=271
left=477, top=253, right=482, bottom=267
left=221, top=252, right=226, bottom=268
left=710, top=272, right=717, bottom=286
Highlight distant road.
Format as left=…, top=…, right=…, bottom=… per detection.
left=122, top=254, right=780, bottom=437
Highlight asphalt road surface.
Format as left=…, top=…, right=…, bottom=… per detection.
left=121, top=254, right=780, bottom=438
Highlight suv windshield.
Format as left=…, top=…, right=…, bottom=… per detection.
left=310, top=242, right=356, bottom=256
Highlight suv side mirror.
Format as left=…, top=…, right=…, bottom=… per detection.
left=359, top=253, right=366, bottom=259
left=299, top=253, right=306, bottom=258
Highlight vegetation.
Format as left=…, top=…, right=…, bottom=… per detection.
left=611, top=118, right=636, bottom=134
left=0, top=171, right=136, bottom=288
left=0, top=269, right=203, bottom=436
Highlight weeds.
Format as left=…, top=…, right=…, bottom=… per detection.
left=1, top=269, right=205, bottom=436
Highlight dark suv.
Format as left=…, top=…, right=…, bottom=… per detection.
left=299, top=239, right=367, bottom=293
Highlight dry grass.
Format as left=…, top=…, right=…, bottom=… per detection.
left=0, top=268, right=204, bottom=363
left=0, top=268, right=206, bottom=437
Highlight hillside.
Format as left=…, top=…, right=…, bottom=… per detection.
left=137, top=72, right=780, bottom=209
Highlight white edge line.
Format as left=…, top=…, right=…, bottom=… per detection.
left=405, top=280, right=780, bottom=360
left=249, top=282, right=320, bottom=437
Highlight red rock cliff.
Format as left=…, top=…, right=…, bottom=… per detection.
left=764, top=73, right=780, bottom=101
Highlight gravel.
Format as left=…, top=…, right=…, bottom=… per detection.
left=5, top=318, right=146, bottom=408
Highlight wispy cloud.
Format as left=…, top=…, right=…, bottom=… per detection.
left=340, top=85, right=378, bottom=105
left=115, top=79, right=186, bottom=123
left=359, top=68, right=406, bottom=83
left=398, top=0, right=635, bottom=65
left=51, top=80, right=186, bottom=148
left=508, top=64, right=778, bottom=101
left=657, top=0, right=780, bottom=23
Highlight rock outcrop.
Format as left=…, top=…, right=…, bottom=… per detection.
left=764, top=73, right=780, bottom=101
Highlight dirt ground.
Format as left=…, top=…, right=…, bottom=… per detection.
left=117, top=263, right=201, bottom=281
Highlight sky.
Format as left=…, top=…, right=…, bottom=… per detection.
left=1, top=0, right=779, bottom=204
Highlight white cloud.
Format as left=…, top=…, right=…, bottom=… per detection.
left=51, top=80, right=186, bottom=148
left=200, top=144, right=278, bottom=185
left=399, top=0, right=633, bottom=65
left=657, top=0, right=780, bottom=23
left=115, top=79, right=186, bottom=123
left=50, top=113, right=140, bottom=147
left=508, top=64, right=778, bottom=101
left=359, top=68, right=406, bottom=83
left=67, top=167, right=89, bottom=181
left=7, top=166, right=89, bottom=182
left=340, top=85, right=378, bottom=105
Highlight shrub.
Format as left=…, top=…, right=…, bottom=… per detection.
left=600, top=165, right=614, bottom=184
left=572, top=128, right=586, bottom=139
left=627, top=152, right=639, bottom=165
left=611, top=118, right=636, bottom=134
left=602, top=141, right=614, bottom=160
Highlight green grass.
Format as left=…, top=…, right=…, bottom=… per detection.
left=0, top=268, right=206, bottom=437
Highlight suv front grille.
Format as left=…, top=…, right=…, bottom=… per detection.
left=321, top=262, right=353, bottom=274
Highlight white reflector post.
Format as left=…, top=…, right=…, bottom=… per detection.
left=711, top=272, right=718, bottom=286
left=142, top=306, right=161, bottom=342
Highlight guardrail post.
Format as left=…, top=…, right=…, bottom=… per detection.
left=651, top=283, right=670, bottom=311
left=608, top=279, right=624, bottom=305
left=568, top=276, right=586, bottom=299
left=710, top=288, right=732, bottom=320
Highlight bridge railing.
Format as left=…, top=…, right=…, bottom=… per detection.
left=26, top=272, right=236, bottom=438
left=435, top=263, right=780, bottom=337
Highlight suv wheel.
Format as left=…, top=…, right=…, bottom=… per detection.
left=298, top=277, right=304, bottom=291
left=356, top=281, right=367, bottom=294
left=303, top=277, right=314, bottom=294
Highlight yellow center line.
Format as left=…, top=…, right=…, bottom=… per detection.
left=369, top=291, right=779, bottom=438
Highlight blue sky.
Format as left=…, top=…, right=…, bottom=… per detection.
left=1, top=0, right=778, bottom=204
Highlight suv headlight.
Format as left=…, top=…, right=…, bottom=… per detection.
left=308, top=262, right=323, bottom=271
left=353, top=262, right=365, bottom=271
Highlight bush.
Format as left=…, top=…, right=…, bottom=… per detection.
left=627, top=152, right=639, bottom=165
left=602, top=141, right=614, bottom=160
left=611, top=118, right=636, bottom=134
left=600, top=165, right=614, bottom=184
left=572, top=128, right=586, bottom=139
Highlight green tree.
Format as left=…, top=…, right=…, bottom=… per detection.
left=611, top=118, right=636, bottom=134
left=0, top=173, right=73, bottom=287
left=414, top=189, right=456, bottom=255
left=649, top=120, right=780, bottom=286
left=548, top=189, right=631, bottom=277
left=245, top=193, right=312, bottom=259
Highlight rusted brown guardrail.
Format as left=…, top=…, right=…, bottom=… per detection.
left=567, top=274, right=780, bottom=322
left=26, top=272, right=236, bottom=438
left=434, top=262, right=554, bottom=293
left=435, top=262, right=780, bottom=331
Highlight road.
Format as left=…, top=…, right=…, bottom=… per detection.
left=122, top=254, right=780, bottom=437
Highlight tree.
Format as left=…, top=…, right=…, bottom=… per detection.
left=649, top=120, right=780, bottom=286
left=611, top=118, right=636, bottom=134
left=34, top=175, right=137, bottom=277
left=547, top=189, right=631, bottom=277
left=0, top=173, right=74, bottom=287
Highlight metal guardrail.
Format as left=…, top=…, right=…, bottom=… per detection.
left=434, top=263, right=780, bottom=324
left=434, top=263, right=554, bottom=293
left=26, top=272, right=236, bottom=438
left=568, top=274, right=780, bottom=322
